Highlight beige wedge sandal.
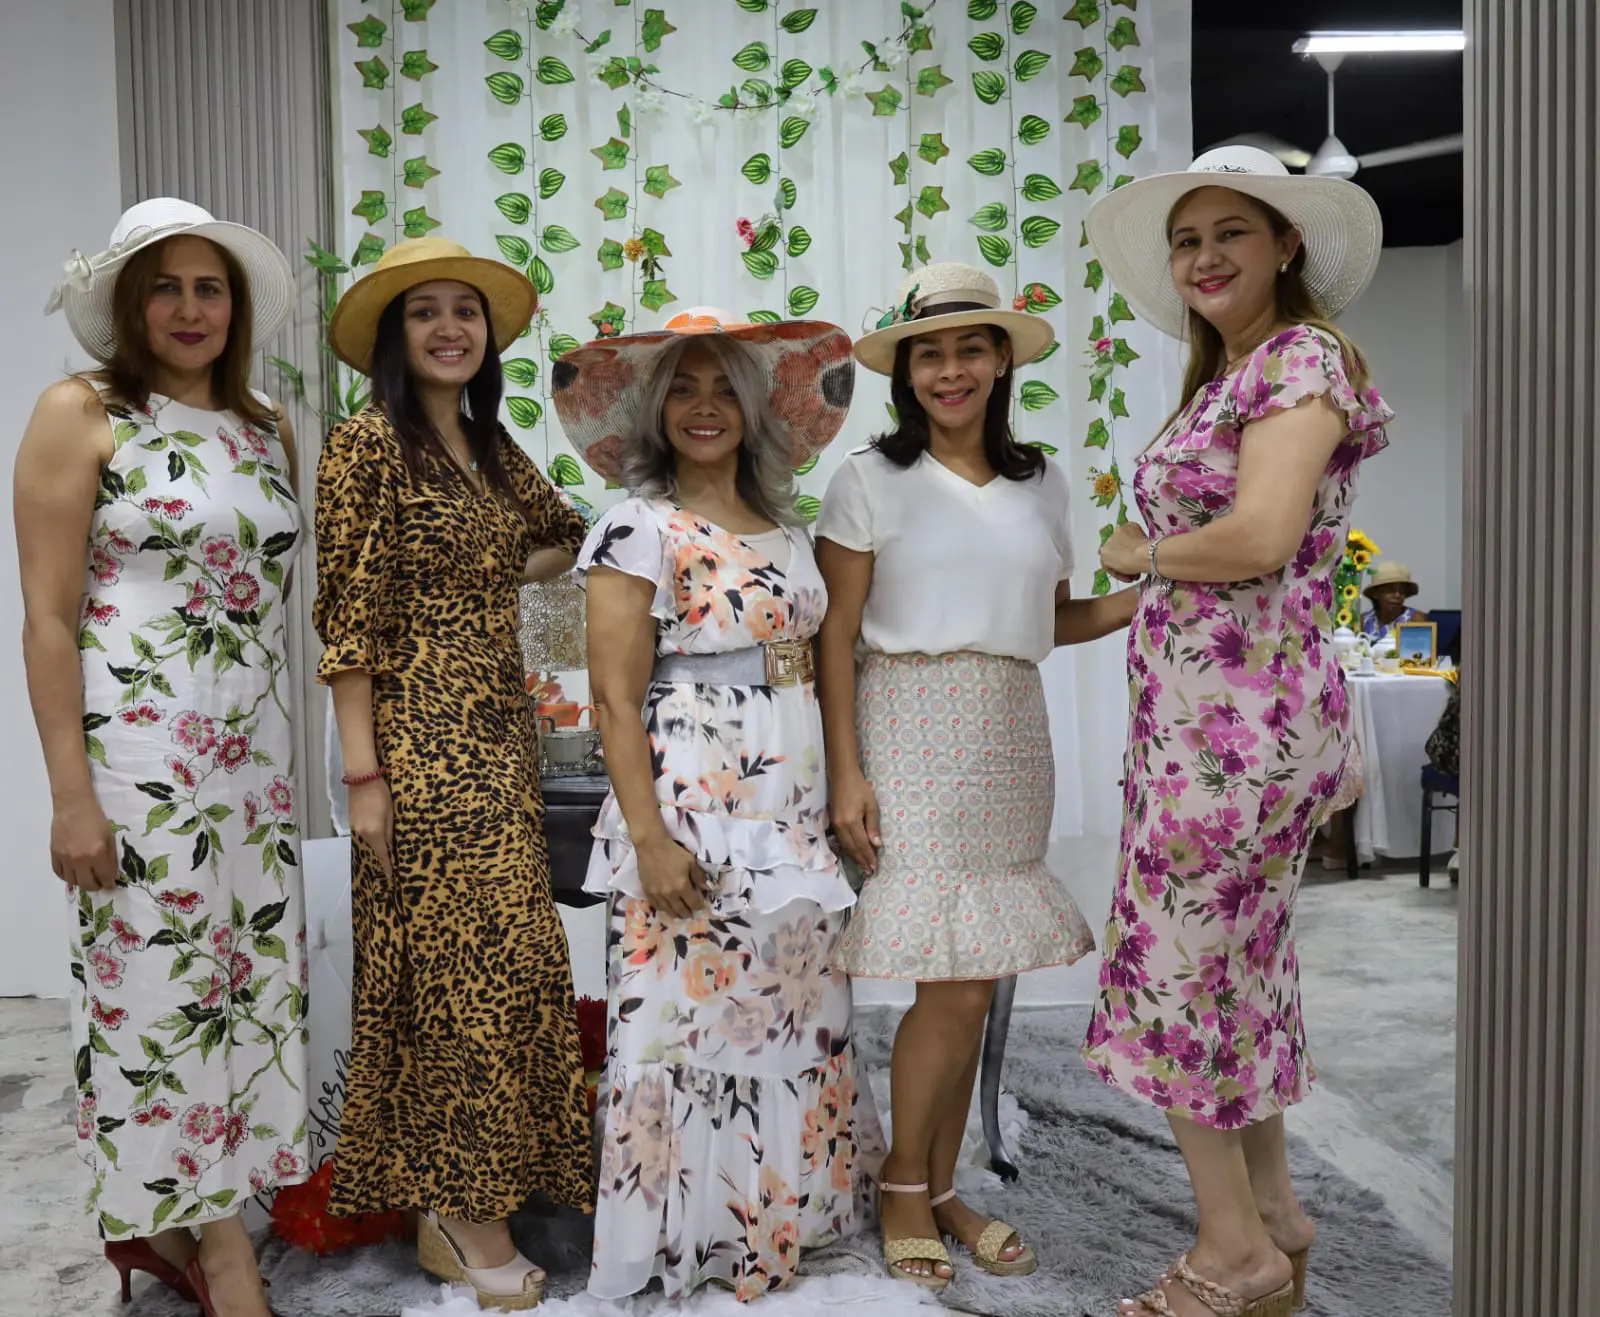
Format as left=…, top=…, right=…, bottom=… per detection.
left=418, top=1212, right=546, bottom=1311
left=929, top=1188, right=1038, bottom=1277
left=877, top=1180, right=953, bottom=1293
left=1286, top=1246, right=1309, bottom=1311
left=1124, top=1253, right=1295, bottom=1317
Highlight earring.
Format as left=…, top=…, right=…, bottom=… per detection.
left=1279, top=261, right=1289, bottom=273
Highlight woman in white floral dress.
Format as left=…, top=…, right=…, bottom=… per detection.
left=15, top=199, right=308, bottom=1317
left=553, top=307, right=881, bottom=1302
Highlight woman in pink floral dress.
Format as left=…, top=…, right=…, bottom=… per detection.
left=16, top=199, right=307, bottom=1317
left=553, top=308, right=881, bottom=1302
left=1082, top=148, right=1392, bottom=1317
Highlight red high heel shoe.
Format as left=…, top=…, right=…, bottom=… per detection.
left=183, top=1256, right=280, bottom=1317
left=104, top=1238, right=198, bottom=1303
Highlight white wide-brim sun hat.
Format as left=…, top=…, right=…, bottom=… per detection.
left=853, top=261, right=1055, bottom=375
left=45, top=197, right=296, bottom=363
left=1084, top=145, right=1384, bottom=340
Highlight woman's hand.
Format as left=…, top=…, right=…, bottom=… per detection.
left=348, top=778, right=395, bottom=879
left=51, top=793, right=118, bottom=892
left=830, top=768, right=882, bottom=877
left=635, top=832, right=706, bottom=921
left=1100, top=521, right=1152, bottom=583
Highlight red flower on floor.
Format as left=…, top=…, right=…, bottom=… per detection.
left=269, top=1157, right=411, bottom=1256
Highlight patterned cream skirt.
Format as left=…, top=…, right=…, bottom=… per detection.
left=833, top=651, right=1096, bottom=981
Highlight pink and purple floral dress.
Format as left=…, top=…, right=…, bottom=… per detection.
left=1082, top=326, right=1392, bottom=1128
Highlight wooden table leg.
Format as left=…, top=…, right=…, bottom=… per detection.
left=980, top=974, right=1019, bottom=1180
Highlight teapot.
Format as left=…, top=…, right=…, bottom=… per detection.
left=538, top=707, right=603, bottom=776
left=1332, top=626, right=1359, bottom=667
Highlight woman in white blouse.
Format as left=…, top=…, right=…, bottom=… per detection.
left=816, top=263, right=1137, bottom=1290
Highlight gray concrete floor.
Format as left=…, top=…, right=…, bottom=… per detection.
left=0, top=872, right=1455, bottom=1313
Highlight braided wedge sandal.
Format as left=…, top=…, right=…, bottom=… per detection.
left=1286, top=1247, right=1309, bottom=1311
left=878, top=1181, right=953, bottom=1293
left=418, top=1212, right=545, bottom=1311
left=929, top=1188, right=1038, bottom=1277
left=1123, top=1254, right=1294, bottom=1317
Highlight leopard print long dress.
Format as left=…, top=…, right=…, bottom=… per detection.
left=312, top=406, right=594, bottom=1220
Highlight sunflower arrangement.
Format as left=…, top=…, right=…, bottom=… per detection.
left=1333, top=528, right=1381, bottom=629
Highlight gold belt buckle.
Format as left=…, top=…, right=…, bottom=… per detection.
left=764, top=640, right=814, bottom=687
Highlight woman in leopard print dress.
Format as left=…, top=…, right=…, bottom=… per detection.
left=313, top=239, right=592, bottom=1311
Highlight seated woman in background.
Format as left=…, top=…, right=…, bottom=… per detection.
left=1361, top=560, right=1428, bottom=639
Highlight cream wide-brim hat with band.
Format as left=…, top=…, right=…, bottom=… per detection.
left=1084, top=145, right=1384, bottom=340
left=328, top=236, right=539, bottom=375
left=44, top=197, right=296, bottom=365
left=1364, top=560, right=1419, bottom=600
left=852, top=261, right=1055, bottom=375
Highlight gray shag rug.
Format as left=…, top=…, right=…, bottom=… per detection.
left=125, top=1007, right=1452, bottom=1316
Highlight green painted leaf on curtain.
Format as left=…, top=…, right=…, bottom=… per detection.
left=1066, top=95, right=1102, bottom=128
left=967, top=0, right=999, bottom=17
left=400, top=104, right=437, bottom=135
left=969, top=202, right=1008, bottom=231
left=1084, top=259, right=1104, bottom=291
left=495, top=192, right=532, bottom=224
left=1085, top=418, right=1110, bottom=448
left=1017, top=114, right=1051, bottom=145
left=1020, top=172, right=1062, bottom=201
left=733, top=42, right=771, bottom=72
left=347, top=16, right=386, bottom=48
left=1116, top=124, right=1143, bottom=158
left=1110, top=64, right=1146, bottom=97
left=641, top=9, right=677, bottom=51
left=488, top=142, right=525, bottom=173
left=591, top=138, right=630, bottom=170
left=599, top=238, right=628, bottom=270
left=868, top=86, right=903, bottom=116
left=1108, top=18, right=1140, bottom=50
left=595, top=188, right=630, bottom=220
left=537, top=57, right=576, bottom=85
left=968, top=147, right=1007, bottom=176
left=351, top=191, right=388, bottom=224
left=402, top=156, right=439, bottom=187
left=1014, top=50, right=1050, bottom=81
left=402, top=209, right=440, bottom=238
left=1070, top=160, right=1105, bottom=193
left=781, top=8, right=818, bottom=33
left=918, top=133, right=949, bottom=164
left=972, top=71, right=1006, bottom=104
left=506, top=397, right=543, bottom=429
left=495, top=235, right=533, bottom=265
left=888, top=151, right=910, bottom=184
left=788, top=285, right=820, bottom=316
left=486, top=72, right=523, bottom=104
left=781, top=58, right=814, bottom=88
left=742, top=153, right=773, bottom=184
left=1010, top=1, right=1038, bottom=33
left=539, top=167, right=566, bottom=198
left=1064, top=0, right=1101, bottom=25
left=359, top=125, right=393, bottom=157
left=786, top=227, right=812, bottom=257
left=503, top=358, right=539, bottom=387
left=640, top=279, right=675, bottom=311
left=780, top=117, right=810, bottom=148
left=640, top=228, right=671, bottom=256
left=742, top=249, right=780, bottom=280
left=916, top=65, right=953, bottom=96
left=400, top=50, right=438, bottom=80
left=356, top=58, right=390, bottom=90
left=484, top=29, right=523, bottom=60
left=1108, top=293, right=1136, bottom=322
left=1019, top=380, right=1059, bottom=410
left=915, top=185, right=948, bottom=218
left=548, top=334, right=580, bottom=361
left=777, top=178, right=797, bottom=208
left=541, top=225, right=582, bottom=253
left=540, top=114, right=568, bottom=141
left=1020, top=215, right=1061, bottom=247
left=644, top=165, right=680, bottom=198
left=1070, top=48, right=1105, bottom=80
left=975, top=233, right=1012, bottom=267
left=968, top=32, right=1004, bottom=61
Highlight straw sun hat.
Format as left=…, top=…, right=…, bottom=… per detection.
left=852, top=261, right=1055, bottom=375
left=551, top=307, right=855, bottom=480
left=328, top=236, right=538, bottom=375
left=1084, top=144, right=1384, bottom=339
left=44, top=197, right=295, bottom=364
left=1364, top=560, right=1419, bottom=601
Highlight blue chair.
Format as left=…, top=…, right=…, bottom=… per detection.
left=1430, top=608, right=1462, bottom=665
left=1420, top=765, right=1459, bottom=887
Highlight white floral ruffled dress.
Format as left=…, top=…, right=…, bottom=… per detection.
left=575, top=498, right=883, bottom=1302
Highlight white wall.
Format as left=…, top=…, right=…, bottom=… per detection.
left=1337, top=242, right=1466, bottom=608
left=0, top=0, right=123, bottom=997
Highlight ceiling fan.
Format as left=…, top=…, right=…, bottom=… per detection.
left=1219, top=49, right=1463, bottom=180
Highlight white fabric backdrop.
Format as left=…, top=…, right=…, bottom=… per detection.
left=325, top=0, right=1193, bottom=1003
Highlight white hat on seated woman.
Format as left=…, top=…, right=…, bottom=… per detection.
left=1084, top=145, right=1384, bottom=338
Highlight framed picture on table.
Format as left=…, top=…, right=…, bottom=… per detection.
left=1396, top=620, right=1438, bottom=668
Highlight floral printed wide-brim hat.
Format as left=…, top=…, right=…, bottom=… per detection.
left=551, top=307, right=855, bottom=479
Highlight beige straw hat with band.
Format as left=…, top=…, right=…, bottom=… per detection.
left=852, top=261, right=1056, bottom=375
left=328, top=236, right=538, bottom=375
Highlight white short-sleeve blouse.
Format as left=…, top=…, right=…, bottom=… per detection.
left=815, top=444, right=1075, bottom=664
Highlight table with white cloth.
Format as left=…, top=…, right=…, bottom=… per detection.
left=1346, top=672, right=1457, bottom=863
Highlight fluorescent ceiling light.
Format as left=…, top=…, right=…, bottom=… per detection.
left=1293, top=31, right=1466, bottom=54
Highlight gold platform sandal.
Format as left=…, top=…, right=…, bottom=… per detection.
left=1123, top=1253, right=1294, bottom=1317
left=877, top=1180, right=953, bottom=1293
left=929, top=1188, right=1038, bottom=1276
left=418, top=1212, right=546, bottom=1311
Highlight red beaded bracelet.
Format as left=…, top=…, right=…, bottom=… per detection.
left=341, top=767, right=387, bottom=787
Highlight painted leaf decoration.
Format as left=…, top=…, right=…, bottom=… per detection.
left=1110, top=388, right=1130, bottom=418
left=786, top=226, right=813, bottom=257
left=967, top=0, right=999, bottom=17
left=1085, top=259, right=1105, bottom=292
left=1108, top=17, right=1140, bottom=51
left=640, top=228, right=671, bottom=257
left=893, top=203, right=912, bottom=234
left=597, top=239, right=626, bottom=271
left=1034, top=341, right=1060, bottom=362
left=486, top=72, right=523, bottom=105
left=595, top=188, right=630, bottom=220
left=548, top=333, right=580, bottom=362
left=1021, top=172, right=1063, bottom=201
left=403, top=209, right=441, bottom=239
left=644, top=166, right=681, bottom=199
left=975, top=234, right=1012, bottom=267
left=495, top=193, right=532, bottom=224
left=742, top=78, right=774, bottom=105
left=970, top=202, right=1009, bottom=232
left=795, top=454, right=819, bottom=476
left=917, top=64, right=953, bottom=96
left=488, top=142, right=525, bottom=174
left=539, top=167, right=566, bottom=199
left=749, top=223, right=781, bottom=254
left=733, top=42, right=772, bottom=72
left=742, top=153, right=773, bottom=185
left=537, top=57, right=576, bottom=85
left=502, top=358, right=539, bottom=388
left=531, top=257, right=555, bottom=295
left=400, top=103, right=437, bottom=135
left=736, top=0, right=770, bottom=10
left=914, top=235, right=931, bottom=264
left=1021, top=216, right=1061, bottom=248
left=1111, top=65, right=1147, bottom=97
left=972, top=71, right=1007, bottom=105
left=779, top=59, right=814, bottom=90
left=506, top=396, right=543, bottom=429
left=359, top=124, right=393, bottom=158
left=793, top=494, right=821, bottom=524
left=483, top=28, right=523, bottom=60
left=351, top=191, right=388, bottom=224
left=1085, top=418, right=1110, bottom=449
left=1109, top=293, right=1136, bottom=323
left=1014, top=50, right=1050, bottom=82
left=1019, top=380, right=1059, bottom=411
left=788, top=286, right=820, bottom=317
left=641, top=8, right=677, bottom=51
left=402, top=156, right=439, bottom=188
left=541, top=225, right=582, bottom=254
left=1112, top=338, right=1141, bottom=366
left=888, top=151, right=910, bottom=185
left=592, top=138, right=630, bottom=171
left=548, top=454, right=584, bottom=488
left=401, top=0, right=435, bottom=17
left=348, top=16, right=387, bottom=47
left=782, top=8, right=819, bottom=32
left=1017, top=114, right=1051, bottom=145
left=400, top=50, right=437, bottom=80
left=495, top=235, right=533, bottom=266
left=780, top=117, right=811, bottom=149
left=1011, top=1, right=1038, bottom=33
left=968, top=32, right=1004, bottom=61
left=639, top=279, right=676, bottom=312
left=1070, top=48, right=1105, bottom=80
left=918, top=133, right=949, bottom=164
left=747, top=310, right=782, bottom=323
left=356, top=57, right=390, bottom=90
left=1067, top=95, right=1102, bottom=128
left=1070, top=160, right=1105, bottom=193
left=540, top=114, right=568, bottom=142
left=742, top=249, right=780, bottom=280
left=353, top=234, right=386, bottom=267
left=1116, top=125, right=1144, bottom=159
left=915, top=186, right=949, bottom=219
left=778, top=178, right=797, bottom=208
left=968, top=147, right=1007, bottom=176
left=1064, top=0, right=1101, bottom=25
left=868, top=86, right=903, bottom=116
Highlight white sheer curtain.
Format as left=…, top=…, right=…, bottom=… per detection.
left=327, top=0, right=1192, bottom=1002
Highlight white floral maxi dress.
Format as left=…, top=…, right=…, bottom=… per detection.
left=70, top=390, right=310, bottom=1239
left=575, top=499, right=885, bottom=1303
